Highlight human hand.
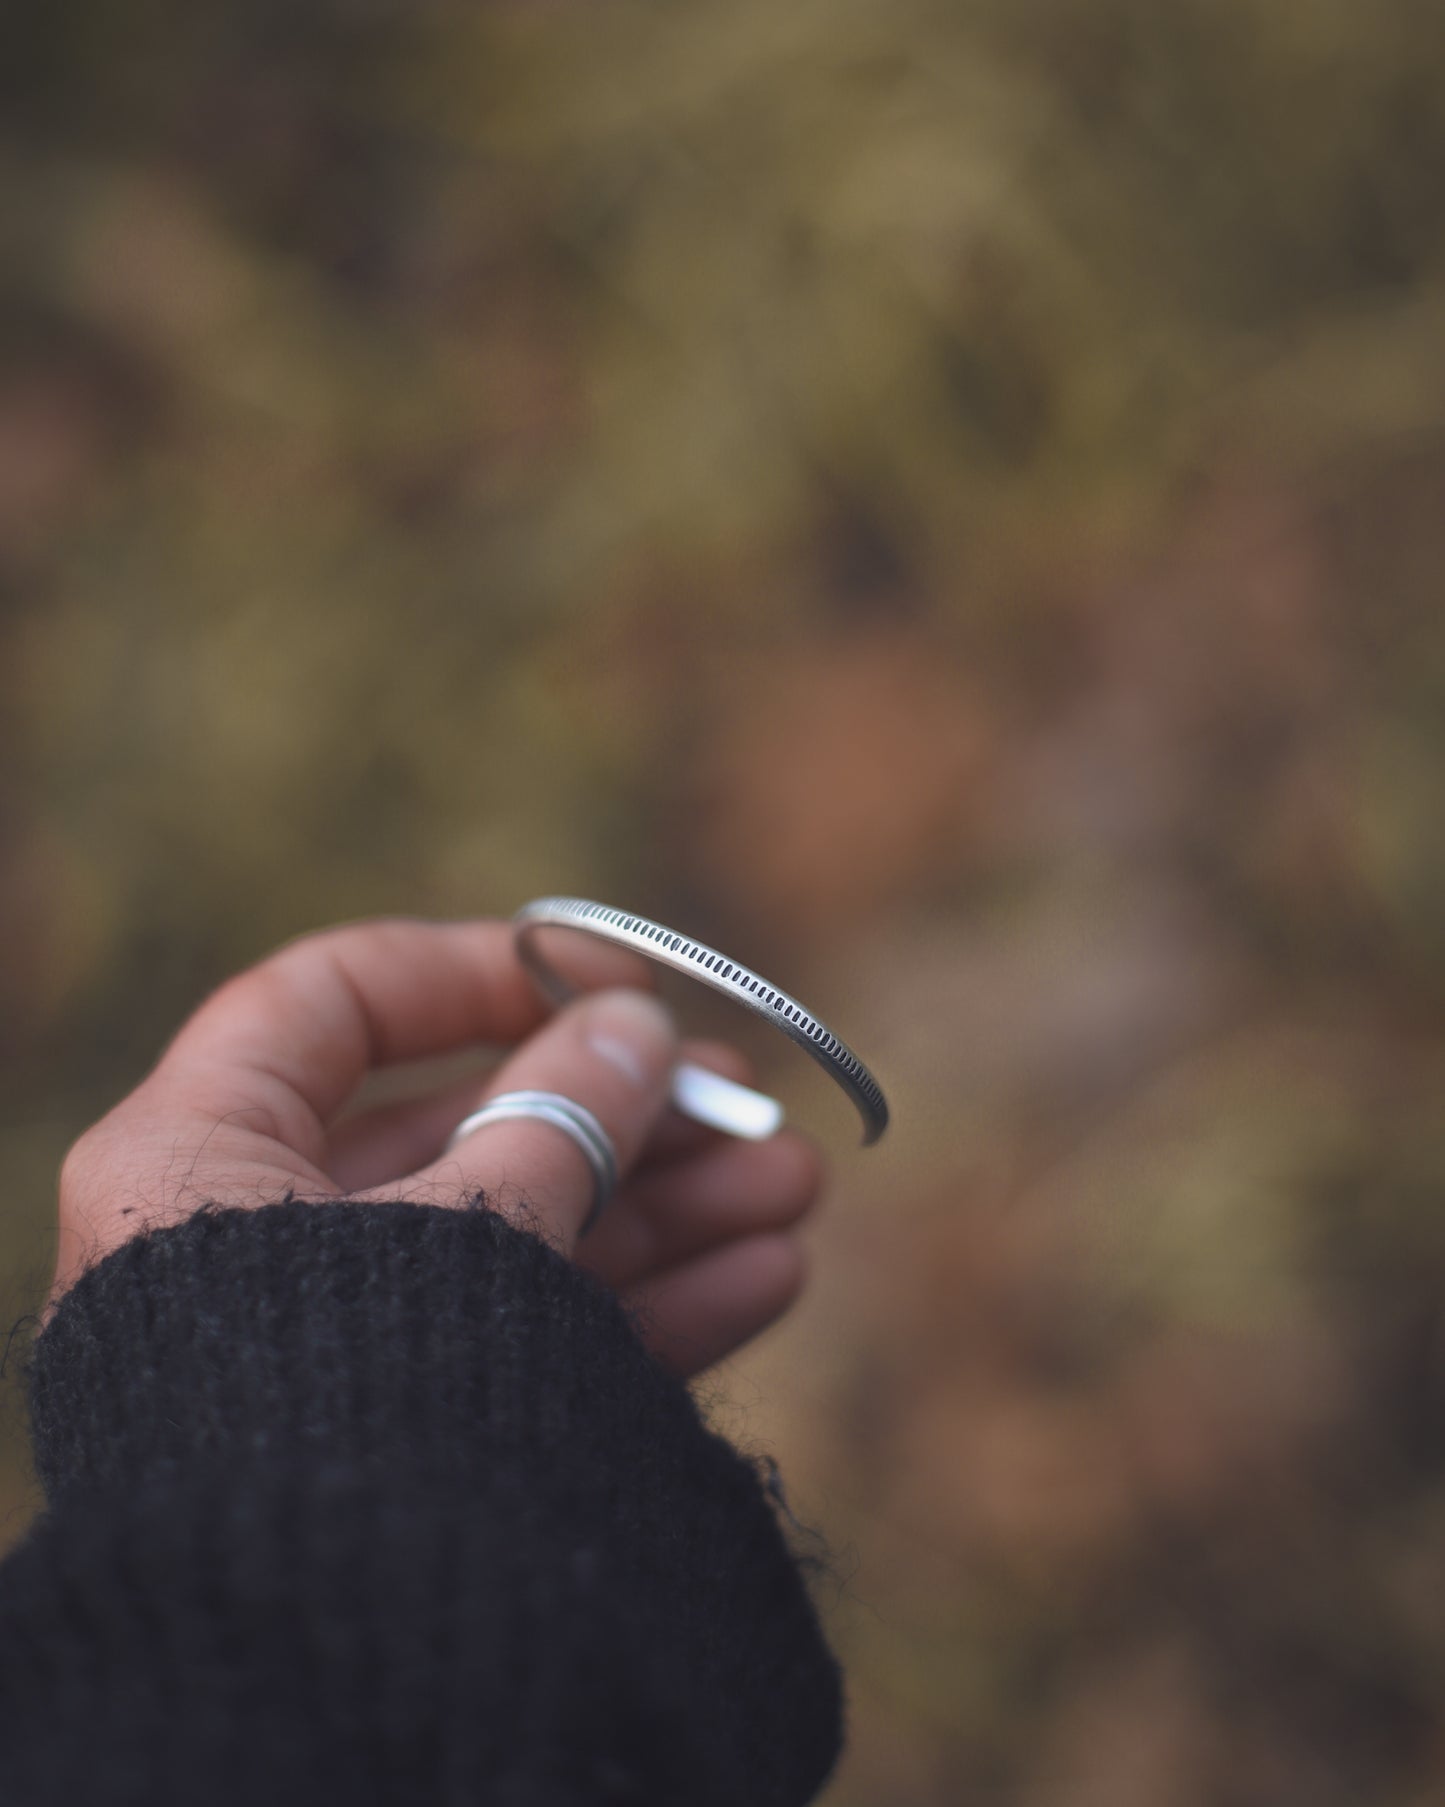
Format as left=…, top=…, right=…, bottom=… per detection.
left=53, top=918, right=823, bottom=1376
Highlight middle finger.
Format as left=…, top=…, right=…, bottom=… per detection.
left=577, top=1130, right=825, bottom=1292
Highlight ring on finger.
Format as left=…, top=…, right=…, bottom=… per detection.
left=445, top=1090, right=619, bottom=1234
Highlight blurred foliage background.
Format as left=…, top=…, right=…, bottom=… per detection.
left=5, top=2, right=1445, bottom=1800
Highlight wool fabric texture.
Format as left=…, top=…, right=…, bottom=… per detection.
left=1, top=1199, right=843, bottom=1805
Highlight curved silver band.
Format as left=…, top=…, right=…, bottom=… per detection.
left=513, top=896, right=889, bottom=1146
left=445, top=1089, right=619, bottom=1234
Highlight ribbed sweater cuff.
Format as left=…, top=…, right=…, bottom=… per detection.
left=6, top=1200, right=843, bottom=1806
left=28, top=1198, right=701, bottom=1505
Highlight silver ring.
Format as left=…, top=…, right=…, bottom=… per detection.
left=445, top=1089, right=619, bottom=1234
left=513, top=897, right=889, bottom=1146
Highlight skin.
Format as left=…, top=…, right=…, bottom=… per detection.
left=52, top=917, right=824, bottom=1378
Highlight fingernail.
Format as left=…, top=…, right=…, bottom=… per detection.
left=583, top=989, right=678, bottom=1089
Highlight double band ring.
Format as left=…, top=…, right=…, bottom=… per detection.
left=445, top=1090, right=619, bottom=1234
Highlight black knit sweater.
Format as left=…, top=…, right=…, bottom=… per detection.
left=0, top=1200, right=843, bottom=1804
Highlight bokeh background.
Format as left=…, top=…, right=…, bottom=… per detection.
left=5, top=3, right=1445, bottom=1800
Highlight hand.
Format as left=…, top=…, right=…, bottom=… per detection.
left=53, top=918, right=824, bottom=1377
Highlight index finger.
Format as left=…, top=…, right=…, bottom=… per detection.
left=161, top=918, right=591, bottom=1126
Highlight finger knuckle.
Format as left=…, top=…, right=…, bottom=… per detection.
left=58, top=1121, right=108, bottom=1203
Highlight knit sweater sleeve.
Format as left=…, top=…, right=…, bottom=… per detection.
left=0, top=1199, right=843, bottom=1806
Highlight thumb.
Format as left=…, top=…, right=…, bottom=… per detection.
left=368, top=988, right=679, bottom=1250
